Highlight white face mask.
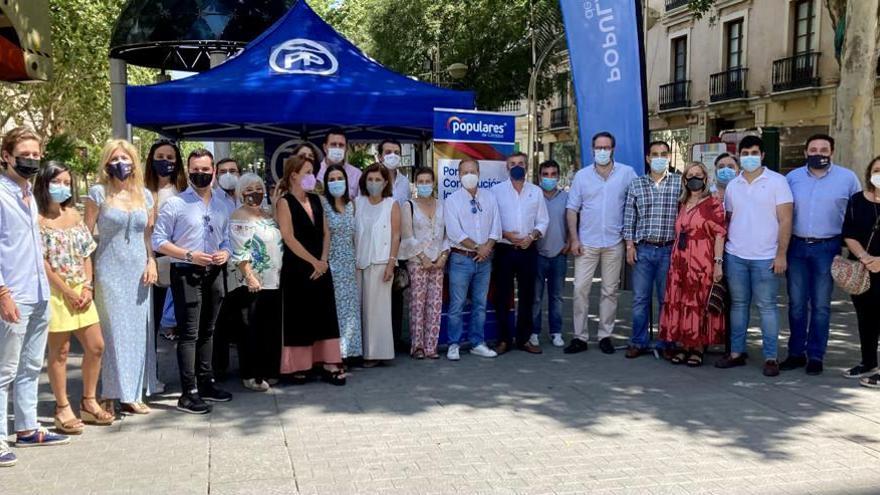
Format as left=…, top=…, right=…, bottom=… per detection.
left=594, top=149, right=612, bottom=165
left=218, top=173, right=238, bottom=191
left=460, top=173, right=479, bottom=190
left=871, top=173, right=880, bottom=189
left=382, top=153, right=401, bottom=169
left=326, top=147, right=345, bottom=164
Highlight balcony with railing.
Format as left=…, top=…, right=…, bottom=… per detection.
left=772, top=52, right=821, bottom=92
left=710, top=67, right=749, bottom=102
left=665, top=0, right=689, bottom=11
left=496, top=100, right=522, bottom=113
left=550, top=107, right=569, bottom=129
left=659, top=80, right=690, bottom=111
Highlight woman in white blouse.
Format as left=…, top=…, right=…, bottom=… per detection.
left=229, top=173, right=284, bottom=391
left=399, top=167, right=448, bottom=359
left=354, top=164, right=401, bottom=367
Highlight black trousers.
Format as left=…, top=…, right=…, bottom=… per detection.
left=213, top=271, right=242, bottom=376
left=392, top=261, right=406, bottom=350
left=170, top=264, right=225, bottom=393
left=493, top=244, right=538, bottom=346
left=233, top=287, right=282, bottom=380
left=852, top=276, right=880, bottom=370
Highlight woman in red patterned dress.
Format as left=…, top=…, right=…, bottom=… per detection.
left=660, top=162, right=727, bottom=366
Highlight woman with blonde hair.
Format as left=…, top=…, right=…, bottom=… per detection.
left=659, top=162, right=727, bottom=367
left=84, top=139, right=158, bottom=415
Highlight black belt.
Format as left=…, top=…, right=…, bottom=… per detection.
left=171, top=263, right=223, bottom=272
left=794, top=235, right=838, bottom=245
left=639, top=240, right=674, bottom=247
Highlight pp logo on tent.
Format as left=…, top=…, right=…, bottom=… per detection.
left=270, top=39, right=338, bottom=76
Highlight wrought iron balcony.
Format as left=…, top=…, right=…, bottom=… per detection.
left=710, top=67, right=749, bottom=102
left=665, top=0, right=689, bottom=11
left=772, top=52, right=821, bottom=92
left=550, top=107, right=569, bottom=129
left=659, top=80, right=690, bottom=110
left=497, top=100, right=522, bottom=113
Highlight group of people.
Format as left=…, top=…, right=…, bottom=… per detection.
left=1, top=123, right=879, bottom=468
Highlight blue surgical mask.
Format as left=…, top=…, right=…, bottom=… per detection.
left=417, top=184, right=434, bottom=198
left=540, top=177, right=558, bottom=192
left=650, top=157, right=669, bottom=173
left=49, top=183, right=72, bottom=203
left=594, top=149, right=612, bottom=165
left=327, top=179, right=347, bottom=198
left=740, top=155, right=762, bottom=172
left=716, top=167, right=737, bottom=185
left=366, top=181, right=385, bottom=197
left=509, top=165, right=526, bottom=181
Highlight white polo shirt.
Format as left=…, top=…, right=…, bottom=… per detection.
left=724, top=168, right=794, bottom=260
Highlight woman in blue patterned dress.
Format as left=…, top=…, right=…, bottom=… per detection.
left=321, top=164, right=362, bottom=361
left=84, top=139, right=157, bottom=415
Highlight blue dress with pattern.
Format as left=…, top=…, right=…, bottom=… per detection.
left=89, top=185, right=156, bottom=403
left=321, top=198, right=362, bottom=358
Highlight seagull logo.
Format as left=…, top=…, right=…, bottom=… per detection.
left=446, top=116, right=463, bottom=130
left=270, top=39, right=339, bottom=76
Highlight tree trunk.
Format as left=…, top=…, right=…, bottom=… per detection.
left=832, top=0, right=880, bottom=176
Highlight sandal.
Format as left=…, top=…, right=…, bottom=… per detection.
left=670, top=351, right=687, bottom=365
left=412, top=349, right=425, bottom=360
left=859, top=373, right=880, bottom=389
left=320, top=367, right=347, bottom=386
left=53, top=402, right=84, bottom=435
left=81, top=397, right=114, bottom=425
left=290, top=373, right=310, bottom=385
left=686, top=351, right=704, bottom=368
left=121, top=402, right=151, bottom=415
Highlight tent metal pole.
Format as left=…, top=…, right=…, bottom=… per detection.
left=210, top=51, right=232, bottom=159
left=110, top=58, right=128, bottom=140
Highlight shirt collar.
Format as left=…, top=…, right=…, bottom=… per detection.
left=0, top=172, right=30, bottom=195
left=804, top=163, right=837, bottom=179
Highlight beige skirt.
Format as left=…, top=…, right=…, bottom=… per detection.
left=359, top=264, right=394, bottom=360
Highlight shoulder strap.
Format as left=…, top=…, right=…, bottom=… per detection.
left=408, top=200, right=415, bottom=223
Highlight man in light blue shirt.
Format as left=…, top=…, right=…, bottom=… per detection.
left=0, top=127, right=69, bottom=466
left=531, top=160, right=568, bottom=349
left=153, top=148, right=233, bottom=414
left=565, top=131, right=637, bottom=355
left=782, top=134, right=861, bottom=375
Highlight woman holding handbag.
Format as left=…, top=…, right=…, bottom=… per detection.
left=659, top=162, right=727, bottom=367
left=841, top=157, right=880, bottom=387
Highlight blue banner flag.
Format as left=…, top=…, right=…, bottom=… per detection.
left=560, top=0, right=648, bottom=174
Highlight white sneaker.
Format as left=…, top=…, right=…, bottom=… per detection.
left=528, top=334, right=540, bottom=347
left=242, top=379, right=269, bottom=392
left=447, top=344, right=461, bottom=361
left=551, top=334, right=565, bottom=347
left=470, top=343, right=498, bottom=358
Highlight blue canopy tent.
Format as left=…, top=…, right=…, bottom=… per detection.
left=125, top=0, right=475, bottom=143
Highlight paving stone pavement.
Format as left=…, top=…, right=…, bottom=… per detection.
left=2, top=277, right=880, bottom=495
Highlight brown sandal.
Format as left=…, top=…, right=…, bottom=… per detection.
left=81, top=397, right=114, bottom=425
left=121, top=402, right=151, bottom=415
left=54, top=402, right=84, bottom=435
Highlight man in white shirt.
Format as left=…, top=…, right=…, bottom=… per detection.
left=491, top=152, right=548, bottom=355
left=715, top=135, right=793, bottom=377
left=565, top=131, right=638, bottom=355
left=444, top=159, right=501, bottom=361
left=316, top=128, right=362, bottom=199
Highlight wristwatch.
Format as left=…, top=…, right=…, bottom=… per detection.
left=714, top=256, right=724, bottom=265
left=185, top=251, right=193, bottom=263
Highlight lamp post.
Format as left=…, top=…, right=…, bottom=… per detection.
left=526, top=33, right=566, bottom=168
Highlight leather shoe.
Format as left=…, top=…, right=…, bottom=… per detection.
left=625, top=346, right=644, bottom=359
left=779, top=355, right=807, bottom=371
left=598, top=337, right=615, bottom=354
left=715, top=354, right=747, bottom=369
left=806, top=360, right=824, bottom=375
left=763, top=360, right=780, bottom=377
left=518, top=342, right=543, bottom=354
left=563, top=339, right=588, bottom=354
left=494, top=341, right=510, bottom=355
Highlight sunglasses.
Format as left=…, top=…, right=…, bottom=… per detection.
left=470, top=198, right=482, bottom=214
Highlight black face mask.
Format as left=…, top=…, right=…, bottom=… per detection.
left=806, top=154, right=831, bottom=170
left=686, top=177, right=706, bottom=192
left=152, top=159, right=175, bottom=177
left=12, top=157, right=41, bottom=179
left=243, top=192, right=264, bottom=207
left=190, top=172, right=213, bottom=189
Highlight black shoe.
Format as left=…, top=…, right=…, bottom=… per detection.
left=199, top=380, right=233, bottom=402
left=563, top=339, right=588, bottom=354
left=806, top=360, right=824, bottom=375
left=779, top=355, right=807, bottom=371
left=176, top=394, right=212, bottom=415
left=599, top=337, right=615, bottom=354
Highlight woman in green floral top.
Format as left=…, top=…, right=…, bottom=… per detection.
left=36, top=162, right=114, bottom=434
left=229, top=173, right=284, bottom=392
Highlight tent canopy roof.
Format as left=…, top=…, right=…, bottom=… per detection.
left=125, top=0, right=475, bottom=141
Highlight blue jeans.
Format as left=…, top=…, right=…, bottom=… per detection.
left=786, top=237, right=839, bottom=362
left=630, top=244, right=672, bottom=348
left=725, top=254, right=780, bottom=360
left=447, top=252, right=492, bottom=346
left=0, top=301, right=49, bottom=437
left=532, top=253, right=567, bottom=336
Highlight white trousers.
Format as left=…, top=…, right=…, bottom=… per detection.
left=572, top=242, right=624, bottom=341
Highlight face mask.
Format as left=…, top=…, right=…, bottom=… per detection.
left=49, top=183, right=72, bottom=203
left=871, top=174, right=880, bottom=189
left=366, top=181, right=385, bottom=197
left=540, top=177, right=558, bottom=192
left=509, top=165, right=526, bottom=181
left=243, top=191, right=264, bottom=206
left=13, top=157, right=41, bottom=179
left=716, top=167, right=737, bottom=185
left=650, top=157, right=669, bottom=173
left=190, top=171, right=213, bottom=189
left=326, top=147, right=345, bottom=164
left=327, top=179, right=347, bottom=198
left=740, top=155, right=761, bottom=172
left=300, top=173, right=317, bottom=192
left=218, top=173, right=238, bottom=191
left=686, top=177, right=706, bottom=192
left=594, top=149, right=612, bottom=165
left=417, top=184, right=434, bottom=198
left=806, top=154, right=831, bottom=170
left=152, top=159, right=175, bottom=177
left=460, top=173, right=479, bottom=190
left=108, top=160, right=133, bottom=181
left=383, top=153, right=401, bottom=169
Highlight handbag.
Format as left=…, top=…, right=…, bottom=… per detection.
left=831, top=213, right=880, bottom=295
left=393, top=265, right=410, bottom=291
left=706, top=280, right=728, bottom=315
